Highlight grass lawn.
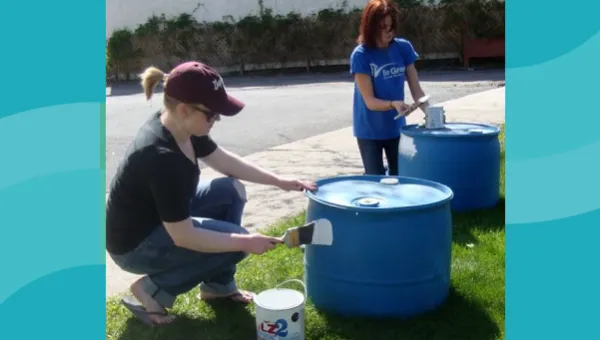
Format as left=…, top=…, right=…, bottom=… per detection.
left=106, top=127, right=505, bottom=340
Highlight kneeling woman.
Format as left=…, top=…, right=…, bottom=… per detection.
left=106, top=61, right=315, bottom=326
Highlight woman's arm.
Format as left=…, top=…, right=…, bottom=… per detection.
left=405, top=64, right=426, bottom=102
left=201, top=146, right=282, bottom=186
left=164, top=218, right=282, bottom=255
left=191, top=135, right=280, bottom=185
left=146, top=151, right=255, bottom=253
left=355, top=73, right=399, bottom=111
left=351, top=46, right=407, bottom=112
left=164, top=218, right=249, bottom=252
left=201, top=147, right=316, bottom=191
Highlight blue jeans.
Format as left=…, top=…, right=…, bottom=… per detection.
left=109, top=177, right=249, bottom=308
left=356, top=137, right=400, bottom=176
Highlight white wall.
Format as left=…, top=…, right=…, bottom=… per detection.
left=106, top=0, right=369, bottom=38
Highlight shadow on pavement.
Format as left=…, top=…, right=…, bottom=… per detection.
left=107, top=68, right=505, bottom=98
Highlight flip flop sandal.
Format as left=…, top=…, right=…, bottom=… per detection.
left=226, top=291, right=256, bottom=304
left=120, top=295, right=173, bottom=327
left=197, top=290, right=256, bottom=304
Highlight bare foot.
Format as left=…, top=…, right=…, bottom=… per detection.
left=130, top=278, right=175, bottom=325
left=198, top=289, right=255, bottom=304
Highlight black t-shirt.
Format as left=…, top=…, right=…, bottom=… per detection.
left=106, top=111, right=218, bottom=255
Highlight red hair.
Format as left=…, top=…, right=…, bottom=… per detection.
left=357, top=0, right=400, bottom=49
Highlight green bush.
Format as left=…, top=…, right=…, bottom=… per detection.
left=106, top=0, right=504, bottom=79
left=441, top=0, right=505, bottom=39
left=106, top=28, right=141, bottom=80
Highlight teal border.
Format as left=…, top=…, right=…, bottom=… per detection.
left=1, top=0, right=598, bottom=338
left=507, top=0, right=600, bottom=338
left=0, top=0, right=106, bottom=338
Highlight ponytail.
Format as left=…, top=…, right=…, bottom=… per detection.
left=140, top=66, right=168, bottom=100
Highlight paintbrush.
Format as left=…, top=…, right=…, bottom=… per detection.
left=280, top=218, right=333, bottom=248
left=394, top=94, right=431, bottom=120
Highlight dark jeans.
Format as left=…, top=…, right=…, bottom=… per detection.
left=356, top=137, right=401, bottom=176
left=109, top=177, right=249, bottom=308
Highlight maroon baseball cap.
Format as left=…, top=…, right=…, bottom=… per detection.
left=164, top=61, right=244, bottom=116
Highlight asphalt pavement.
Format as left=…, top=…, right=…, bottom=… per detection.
left=105, top=69, right=504, bottom=191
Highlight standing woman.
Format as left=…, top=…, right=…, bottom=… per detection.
left=350, top=0, right=428, bottom=176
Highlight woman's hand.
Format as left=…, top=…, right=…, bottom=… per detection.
left=391, top=100, right=410, bottom=117
left=239, top=233, right=283, bottom=255
left=276, top=177, right=317, bottom=192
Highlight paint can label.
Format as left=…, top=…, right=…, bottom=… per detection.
left=257, top=317, right=303, bottom=340
left=255, top=285, right=306, bottom=340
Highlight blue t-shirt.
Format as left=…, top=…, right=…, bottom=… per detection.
left=350, top=37, right=419, bottom=140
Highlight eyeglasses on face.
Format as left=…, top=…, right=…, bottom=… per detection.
left=193, top=106, right=221, bottom=122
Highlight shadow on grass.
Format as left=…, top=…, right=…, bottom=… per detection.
left=316, top=286, right=500, bottom=340
left=452, top=198, right=505, bottom=247
left=115, top=299, right=257, bottom=340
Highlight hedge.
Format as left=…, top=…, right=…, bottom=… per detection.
left=106, top=0, right=504, bottom=80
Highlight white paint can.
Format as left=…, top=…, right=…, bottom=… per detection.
left=425, top=106, right=446, bottom=129
left=255, top=279, right=307, bottom=340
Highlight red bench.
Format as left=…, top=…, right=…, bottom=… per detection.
left=462, top=35, right=505, bottom=68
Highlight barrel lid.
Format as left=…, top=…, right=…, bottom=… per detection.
left=255, top=288, right=305, bottom=310
left=400, top=122, right=500, bottom=138
left=305, top=175, right=453, bottom=212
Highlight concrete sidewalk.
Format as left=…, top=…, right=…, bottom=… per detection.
left=105, top=86, right=505, bottom=298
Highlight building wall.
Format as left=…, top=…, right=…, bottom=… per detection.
left=106, top=0, right=369, bottom=38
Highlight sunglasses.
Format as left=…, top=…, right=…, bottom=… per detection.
left=193, top=106, right=221, bottom=122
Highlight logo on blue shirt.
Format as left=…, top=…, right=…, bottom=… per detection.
left=369, top=62, right=406, bottom=79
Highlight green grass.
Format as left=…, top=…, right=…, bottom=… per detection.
left=107, top=127, right=505, bottom=340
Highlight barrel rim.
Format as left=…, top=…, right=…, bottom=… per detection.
left=305, top=175, right=454, bottom=213
left=400, top=122, right=501, bottom=138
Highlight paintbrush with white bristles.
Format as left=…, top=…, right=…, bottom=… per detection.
left=279, top=218, right=333, bottom=248
left=394, top=94, right=431, bottom=120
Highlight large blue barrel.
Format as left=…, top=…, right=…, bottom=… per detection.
left=304, top=175, right=453, bottom=317
left=398, top=123, right=501, bottom=212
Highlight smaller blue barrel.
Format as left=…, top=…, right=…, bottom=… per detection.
left=398, top=123, right=501, bottom=212
left=304, top=175, right=453, bottom=318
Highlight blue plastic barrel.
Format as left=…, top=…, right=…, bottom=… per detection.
left=304, top=175, right=453, bottom=317
left=398, top=123, right=501, bottom=212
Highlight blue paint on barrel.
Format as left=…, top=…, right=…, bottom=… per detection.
left=398, top=123, right=501, bottom=212
left=304, top=175, right=453, bottom=317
